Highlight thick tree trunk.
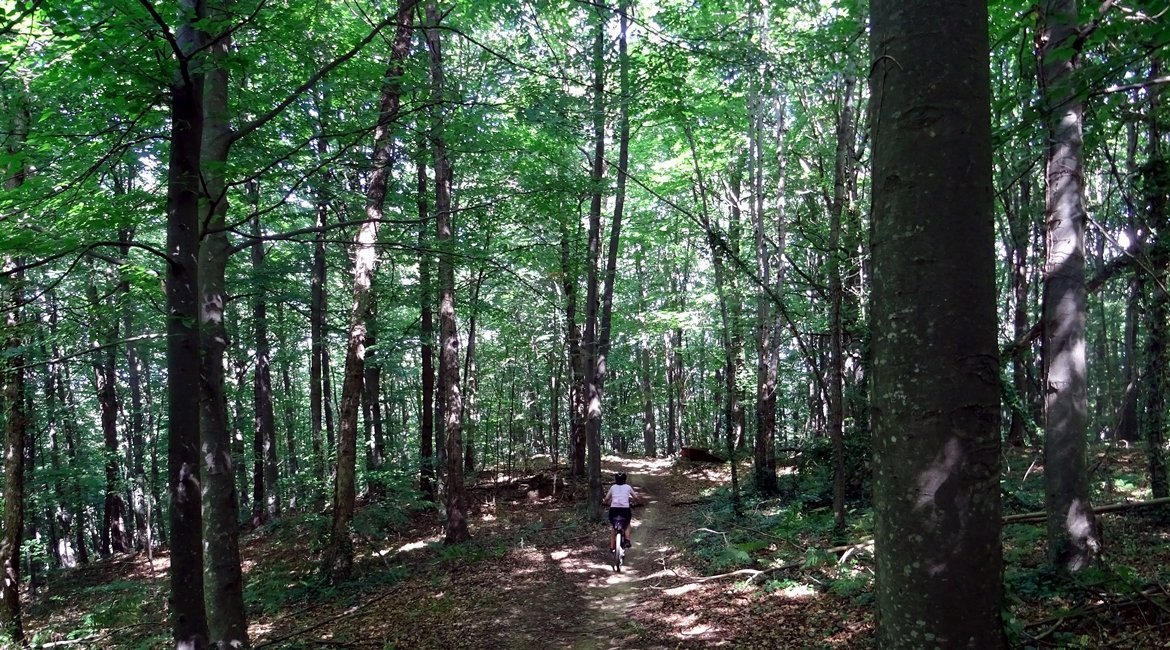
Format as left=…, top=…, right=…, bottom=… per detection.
left=425, top=1, right=470, bottom=545
left=1039, top=0, right=1101, bottom=573
left=324, top=0, right=415, bottom=582
left=198, top=13, right=248, bottom=644
left=165, top=2, right=210, bottom=643
left=1, top=260, right=26, bottom=644
left=870, top=1, right=1005, bottom=646
left=1141, top=58, right=1168, bottom=498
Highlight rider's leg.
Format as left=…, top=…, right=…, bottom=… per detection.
left=622, top=523, right=632, bottom=547
left=609, top=526, right=617, bottom=552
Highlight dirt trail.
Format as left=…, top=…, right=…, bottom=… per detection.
left=565, top=461, right=688, bottom=649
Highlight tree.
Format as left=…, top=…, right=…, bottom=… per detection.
left=1, top=257, right=26, bottom=644
left=160, top=0, right=210, bottom=643
left=324, top=0, right=417, bottom=582
left=869, top=0, right=1005, bottom=646
left=251, top=208, right=280, bottom=522
left=425, top=0, right=470, bottom=545
left=1039, top=0, right=1102, bottom=573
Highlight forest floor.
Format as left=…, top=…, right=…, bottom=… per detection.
left=20, top=447, right=1170, bottom=648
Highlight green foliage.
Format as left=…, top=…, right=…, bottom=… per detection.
left=435, top=538, right=509, bottom=565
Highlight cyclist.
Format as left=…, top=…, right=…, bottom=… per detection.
left=603, top=472, right=638, bottom=554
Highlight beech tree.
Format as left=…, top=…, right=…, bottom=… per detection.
left=1039, top=0, right=1102, bottom=573
left=325, top=0, right=417, bottom=582
left=870, top=0, right=1005, bottom=646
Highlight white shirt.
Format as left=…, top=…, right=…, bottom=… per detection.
left=606, top=484, right=635, bottom=508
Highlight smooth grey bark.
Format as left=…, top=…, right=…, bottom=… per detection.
left=870, top=0, right=1005, bottom=646
left=324, top=0, right=416, bottom=582
left=425, top=0, right=470, bottom=545
left=163, top=0, right=210, bottom=643
left=197, top=7, right=248, bottom=643
left=1039, top=0, right=1101, bottom=573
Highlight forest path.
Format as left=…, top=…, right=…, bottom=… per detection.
left=566, top=459, right=686, bottom=649
left=244, top=455, right=720, bottom=649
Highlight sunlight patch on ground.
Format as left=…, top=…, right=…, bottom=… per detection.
left=603, top=455, right=675, bottom=475
left=665, top=583, right=703, bottom=596
left=397, top=537, right=430, bottom=554
left=778, top=583, right=819, bottom=599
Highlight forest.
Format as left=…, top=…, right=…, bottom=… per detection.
left=1, top=0, right=1169, bottom=647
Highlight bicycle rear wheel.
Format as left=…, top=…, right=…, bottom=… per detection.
left=614, top=532, right=624, bottom=571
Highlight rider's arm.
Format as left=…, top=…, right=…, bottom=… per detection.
left=602, top=485, right=612, bottom=505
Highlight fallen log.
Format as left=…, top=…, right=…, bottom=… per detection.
left=680, top=447, right=726, bottom=463
left=1004, top=496, right=1170, bottom=524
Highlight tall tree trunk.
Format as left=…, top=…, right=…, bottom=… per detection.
left=559, top=217, right=586, bottom=477
left=591, top=0, right=632, bottom=465
left=828, top=73, right=856, bottom=533
left=425, top=1, right=470, bottom=545
left=324, top=0, right=415, bottom=583
left=582, top=3, right=609, bottom=515
left=750, top=44, right=780, bottom=495
left=633, top=251, right=657, bottom=457
left=870, top=0, right=1005, bottom=645
left=418, top=134, right=437, bottom=502
left=310, top=88, right=331, bottom=507
left=1, top=258, right=26, bottom=645
left=198, top=10, right=248, bottom=644
left=363, top=296, right=386, bottom=498
left=1, top=80, right=29, bottom=639
left=1141, top=58, right=1168, bottom=498
left=1006, top=175, right=1035, bottom=447
left=462, top=269, right=486, bottom=472
left=686, top=126, right=740, bottom=513
left=164, top=1, right=210, bottom=642
left=1039, top=0, right=1101, bottom=573
left=252, top=210, right=280, bottom=521
left=121, top=233, right=151, bottom=552
left=277, top=320, right=300, bottom=507
left=94, top=335, right=128, bottom=556
left=43, top=303, right=76, bottom=569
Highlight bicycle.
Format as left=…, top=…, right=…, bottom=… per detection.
left=611, top=516, right=628, bottom=572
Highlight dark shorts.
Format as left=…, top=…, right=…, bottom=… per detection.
left=608, top=507, right=632, bottom=528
